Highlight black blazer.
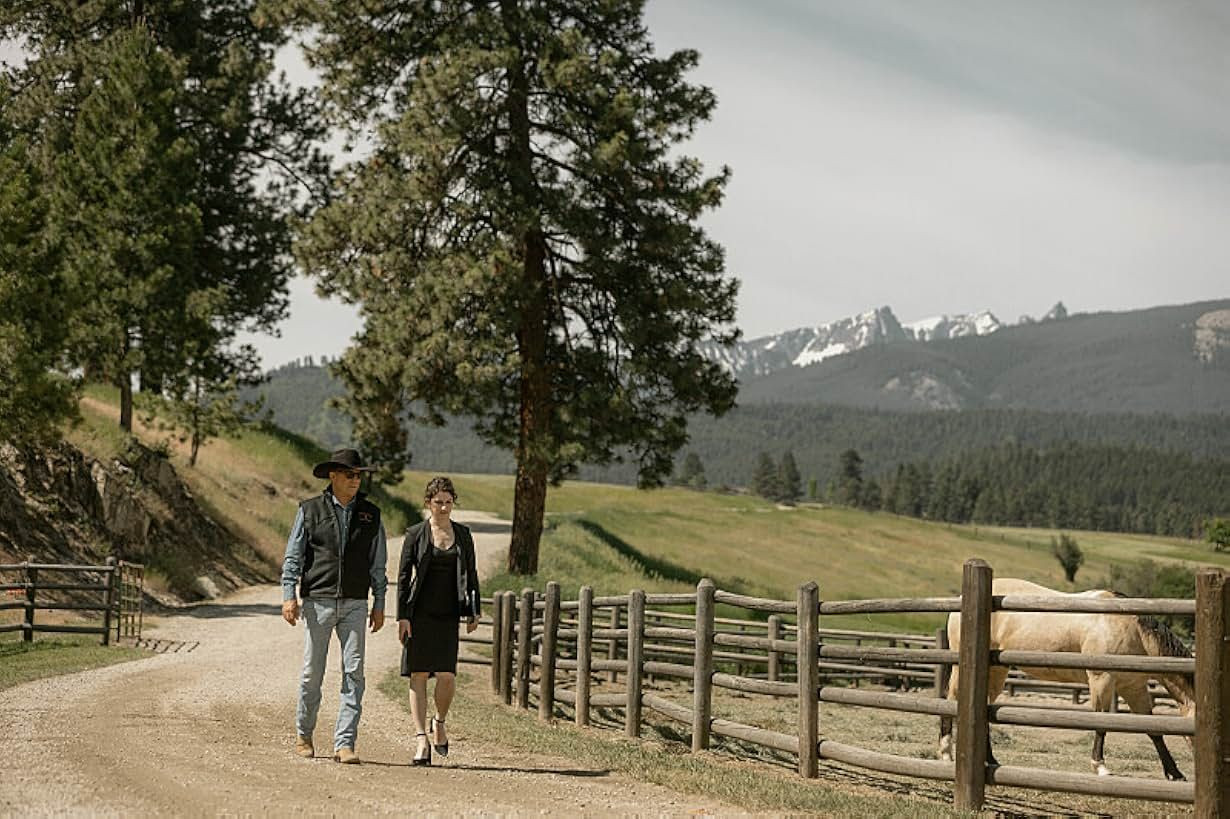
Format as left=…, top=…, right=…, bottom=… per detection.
left=396, top=520, right=481, bottom=623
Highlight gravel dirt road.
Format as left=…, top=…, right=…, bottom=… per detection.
left=1, top=511, right=728, bottom=816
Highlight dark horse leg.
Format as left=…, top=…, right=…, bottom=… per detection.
left=1092, top=730, right=1108, bottom=776
left=984, top=666, right=1009, bottom=768
left=1088, top=673, right=1115, bottom=776
left=1148, top=734, right=1185, bottom=781
left=1120, top=678, right=1185, bottom=781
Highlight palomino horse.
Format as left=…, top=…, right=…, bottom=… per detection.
left=938, top=578, right=1195, bottom=780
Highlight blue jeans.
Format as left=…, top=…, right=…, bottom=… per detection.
left=296, top=598, right=367, bottom=750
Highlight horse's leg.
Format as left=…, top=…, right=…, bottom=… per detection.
left=985, top=665, right=1010, bottom=768
left=939, top=665, right=957, bottom=761
left=1119, top=680, right=1185, bottom=781
left=1087, top=672, right=1115, bottom=776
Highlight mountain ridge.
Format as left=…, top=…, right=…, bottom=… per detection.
left=699, top=302, right=1081, bottom=382
left=736, top=298, right=1230, bottom=414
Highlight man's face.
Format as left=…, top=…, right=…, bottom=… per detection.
left=330, top=468, right=362, bottom=501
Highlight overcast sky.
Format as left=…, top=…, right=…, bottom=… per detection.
left=8, top=3, right=1229, bottom=368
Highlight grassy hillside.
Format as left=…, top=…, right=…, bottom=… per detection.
left=461, top=476, right=1230, bottom=632
left=68, top=387, right=424, bottom=570
left=69, top=387, right=1230, bottom=634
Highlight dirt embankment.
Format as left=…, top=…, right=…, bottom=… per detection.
left=0, top=512, right=729, bottom=816
left=0, top=439, right=271, bottom=602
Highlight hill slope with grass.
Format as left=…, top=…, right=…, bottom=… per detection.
left=475, top=480, right=1230, bottom=633
left=12, top=387, right=1228, bottom=634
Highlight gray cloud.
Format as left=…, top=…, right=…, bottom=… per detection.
left=768, top=0, right=1230, bottom=165
left=643, top=0, right=1230, bottom=338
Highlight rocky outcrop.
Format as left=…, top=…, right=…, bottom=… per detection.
left=0, top=440, right=273, bottom=603
left=1195, top=309, right=1230, bottom=364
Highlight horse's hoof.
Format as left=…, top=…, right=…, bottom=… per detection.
left=1095, top=764, right=1111, bottom=777
left=1167, top=772, right=1186, bottom=782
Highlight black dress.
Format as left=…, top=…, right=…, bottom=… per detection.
left=400, top=545, right=460, bottom=676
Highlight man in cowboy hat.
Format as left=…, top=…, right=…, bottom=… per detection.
left=280, top=448, right=387, bottom=764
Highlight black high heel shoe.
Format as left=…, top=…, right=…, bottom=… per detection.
left=412, top=732, right=431, bottom=766
left=430, top=716, right=449, bottom=757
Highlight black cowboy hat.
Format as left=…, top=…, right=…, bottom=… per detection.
left=312, top=448, right=377, bottom=479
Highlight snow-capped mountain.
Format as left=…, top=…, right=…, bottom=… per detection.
left=702, top=306, right=1003, bottom=382
left=904, top=311, right=1002, bottom=342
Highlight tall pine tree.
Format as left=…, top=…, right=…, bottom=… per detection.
left=3, top=1, right=326, bottom=431
left=778, top=450, right=802, bottom=502
left=287, top=0, right=739, bottom=573
left=0, top=78, right=77, bottom=442
left=751, top=452, right=780, bottom=501
left=45, top=26, right=201, bottom=430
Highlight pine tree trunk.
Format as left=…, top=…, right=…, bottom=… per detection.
left=508, top=224, right=551, bottom=573
left=118, top=330, right=133, bottom=432
left=118, top=375, right=133, bottom=432
left=504, top=9, right=550, bottom=575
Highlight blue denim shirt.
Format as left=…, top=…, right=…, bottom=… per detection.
left=280, top=492, right=387, bottom=611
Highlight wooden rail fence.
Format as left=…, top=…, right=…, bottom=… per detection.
left=0, top=557, right=145, bottom=645
left=458, top=560, right=1229, bottom=814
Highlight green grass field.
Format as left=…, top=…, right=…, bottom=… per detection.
left=0, top=635, right=148, bottom=691
left=376, top=668, right=967, bottom=817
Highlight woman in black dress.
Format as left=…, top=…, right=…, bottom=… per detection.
left=396, top=476, right=481, bottom=765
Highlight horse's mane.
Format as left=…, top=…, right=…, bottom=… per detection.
left=1136, top=616, right=1191, bottom=658
left=1136, top=616, right=1196, bottom=705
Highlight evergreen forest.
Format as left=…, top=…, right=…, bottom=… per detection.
left=871, top=442, right=1230, bottom=538
left=251, top=361, right=1230, bottom=538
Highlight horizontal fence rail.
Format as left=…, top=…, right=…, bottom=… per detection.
left=469, top=560, right=1227, bottom=815
left=0, top=557, right=145, bottom=645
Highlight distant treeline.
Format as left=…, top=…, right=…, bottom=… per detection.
left=250, top=364, right=1230, bottom=536
left=871, top=441, right=1230, bottom=538
left=673, top=402, right=1230, bottom=493
left=250, top=365, right=1230, bottom=492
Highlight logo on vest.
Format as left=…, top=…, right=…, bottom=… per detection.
left=358, top=511, right=374, bottom=524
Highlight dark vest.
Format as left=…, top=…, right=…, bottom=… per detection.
left=298, top=490, right=381, bottom=601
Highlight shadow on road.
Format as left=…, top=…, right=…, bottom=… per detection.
left=358, top=760, right=610, bottom=777
left=459, top=520, right=512, bottom=535
left=176, top=602, right=283, bottom=619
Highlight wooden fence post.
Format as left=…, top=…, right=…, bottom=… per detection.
left=114, top=562, right=123, bottom=642
left=540, top=581, right=560, bottom=721
left=491, top=589, right=504, bottom=693
left=516, top=588, right=534, bottom=710
left=954, top=559, right=993, bottom=812
left=102, top=557, right=116, bottom=646
left=23, top=556, right=35, bottom=643
left=608, top=605, right=621, bottom=682
left=499, top=592, right=515, bottom=705
left=797, top=581, right=819, bottom=778
left=577, top=586, right=593, bottom=727
left=767, top=614, right=781, bottom=682
left=626, top=589, right=645, bottom=737
left=935, top=625, right=952, bottom=753
left=934, top=626, right=951, bottom=698
left=693, top=578, right=715, bottom=751
left=1196, top=568, right=1229, bottom=817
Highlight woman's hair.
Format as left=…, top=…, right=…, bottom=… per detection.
left=424, top=476, right=458, bottom=504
